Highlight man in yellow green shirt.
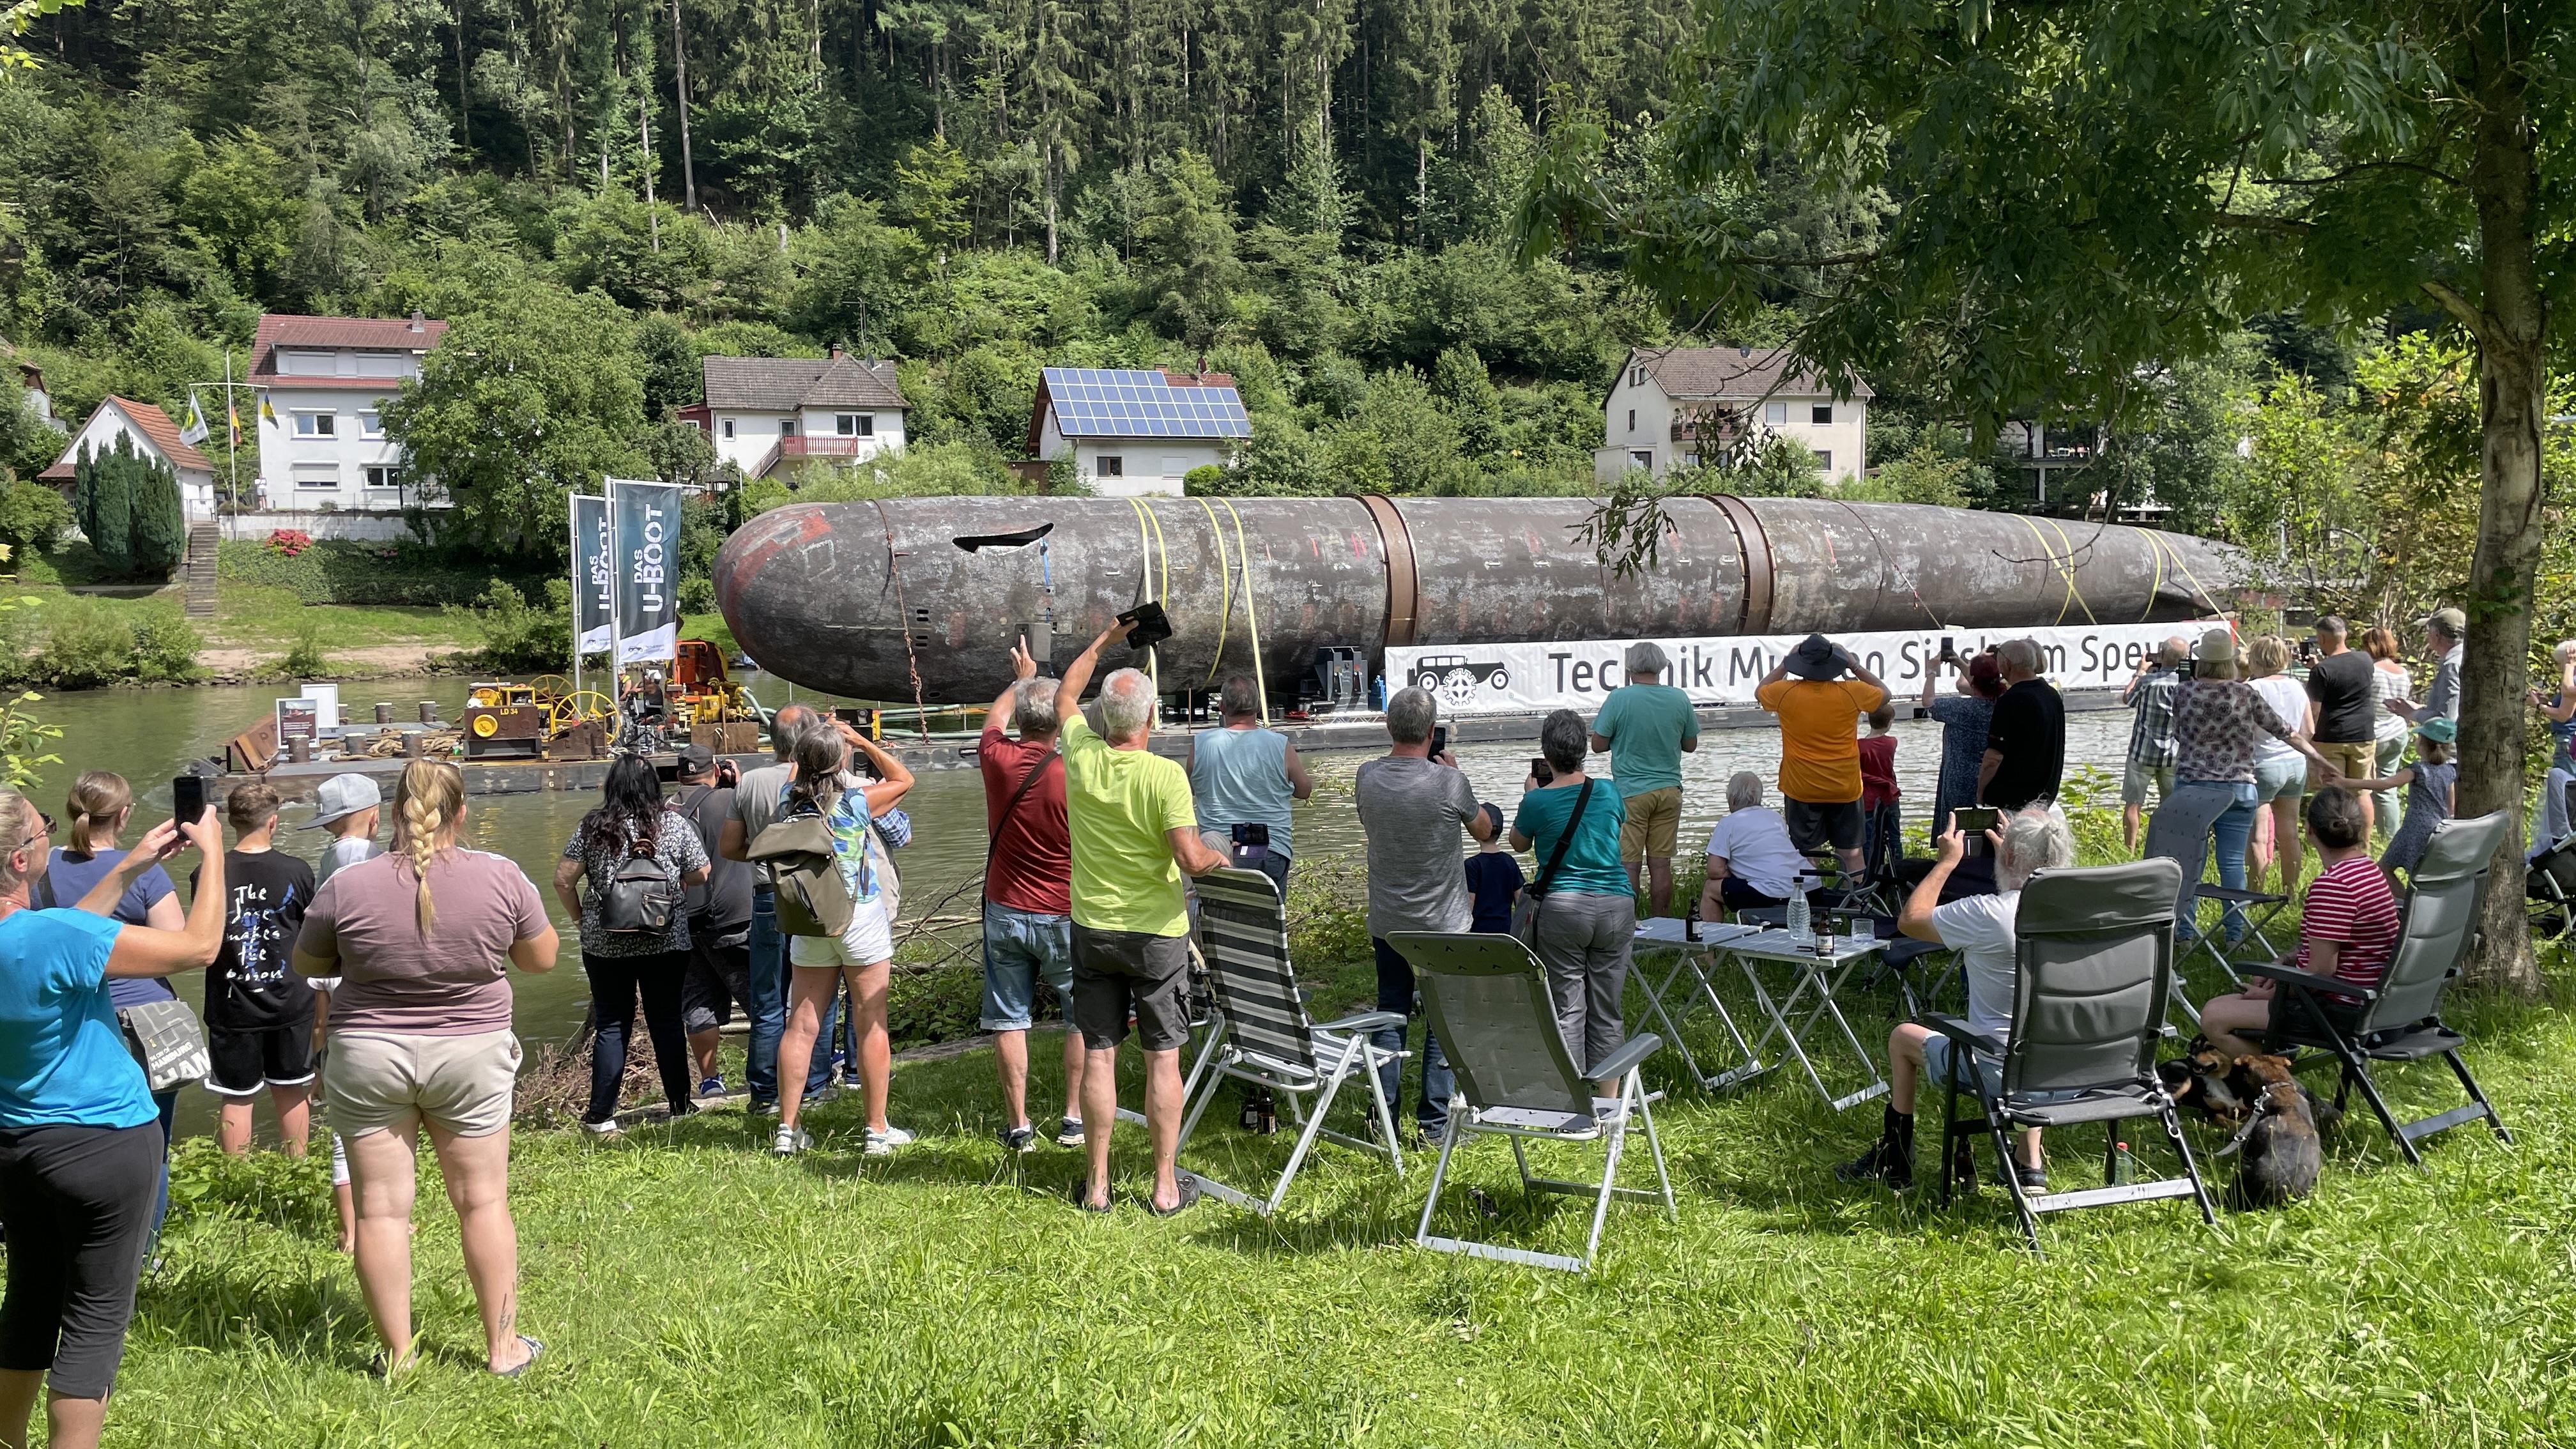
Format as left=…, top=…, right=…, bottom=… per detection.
left=1053, top=622, right=1227, bottom=1216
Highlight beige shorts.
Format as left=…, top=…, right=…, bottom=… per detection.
left=1618, top=786, right=1683, bottom=862
left=325, top=1029, right=522, bottom=1139
left=2313, top=740, right=2377, bottom=790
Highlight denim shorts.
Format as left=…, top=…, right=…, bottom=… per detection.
left=2251, top=753, right=2306, bottom=804
left=981, top=901, right=1075, bottom=1032
left=1924, top=1032, right=2002, bottom=1100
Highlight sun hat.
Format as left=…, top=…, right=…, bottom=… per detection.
left=1784, top=634, right=1847, bottom=680
left=302, top=772, right=382, bottom=829
left=2418, top=606, right=2467, bottom=638
left=2195, top=629, right=2238, bottom=664
left=2415, top=716, right=2458, bottom=744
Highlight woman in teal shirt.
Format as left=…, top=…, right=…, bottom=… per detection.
left=0, top=791, right=223, bottom=1449
left=1510, top=709, right=1634, bottom=1090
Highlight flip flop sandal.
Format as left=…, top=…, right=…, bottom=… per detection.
left=1068, top=1179, right=1113, bottom=1214
left=369, top=1340, right=418, bottom=1381
left=492, top=1335, right=544, bottom=1379
left=1147, top=1175, right=1202, bottom=1218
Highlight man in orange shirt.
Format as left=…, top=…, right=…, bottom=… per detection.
left=1754, top=634, right=1892, bottom=877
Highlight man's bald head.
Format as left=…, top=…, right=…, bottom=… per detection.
left=770, top=702, right=820, bottom=760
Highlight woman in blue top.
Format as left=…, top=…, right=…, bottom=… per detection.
left=1509, top=709, right=1633, bottom=1091
left=43, top=773, right=190, bottom=1251
left=2530, top=641, right=2576, bottom=853
left=0, top=790, right=224, bottom=1449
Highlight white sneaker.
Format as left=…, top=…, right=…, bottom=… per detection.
left=862, top=1125, right=916, bottom=1157
left=581, top=1117, right=622, bottom=1138
left=770, top=1124, right=812, bottom=1156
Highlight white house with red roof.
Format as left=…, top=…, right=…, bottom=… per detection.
left=38, top=395, right=217, bottom=520
left=1597, top=345, right=1871, bottom=482
left=687, top=348, right=909, bottom=479
left=250, top=311, right=447, bottom=511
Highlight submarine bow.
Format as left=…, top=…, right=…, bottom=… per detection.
left=711, top=495, right=2248, bottom=703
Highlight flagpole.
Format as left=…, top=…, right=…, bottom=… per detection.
left=569, top=500, right=582, bottom=703
left=606, top=478, right=624, bottom=714
left=222, top=352, right=236, bottom=537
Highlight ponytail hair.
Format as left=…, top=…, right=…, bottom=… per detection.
left=391, top=759, right=466, bottom=937
left=63, top=770, right=132, bottom=858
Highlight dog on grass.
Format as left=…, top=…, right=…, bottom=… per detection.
left=2158, top=1045, right=2340, bottom=1209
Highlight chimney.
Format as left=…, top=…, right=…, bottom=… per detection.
left=409, top=309, right=427, bottom=332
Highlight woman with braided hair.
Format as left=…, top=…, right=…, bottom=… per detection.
left=292, top=760, right=558, bottom=1380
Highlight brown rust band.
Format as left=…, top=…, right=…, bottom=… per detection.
left=1705, top=493, right=1774, bottom=636
left=1351, top=493, right=1420, bottom=648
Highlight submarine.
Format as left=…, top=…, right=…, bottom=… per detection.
left=710, top=494, right=2248, bottom=705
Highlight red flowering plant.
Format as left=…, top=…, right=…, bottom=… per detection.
left=264, top=529, right=313, bottom=557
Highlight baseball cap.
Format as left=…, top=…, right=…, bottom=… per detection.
left=1784, top=633, right=1846, bottom=680
left=2418, top=606, right=2467, bottom=637
left=677, top=743, right=716, bottom=774
left=302, top=772, right=382, bottom=829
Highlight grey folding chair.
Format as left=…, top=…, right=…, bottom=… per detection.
left=1924, top=858, right=2216, bottom=1255
left=1386, top=931, right=1673, bottom=1274
left=2141, top=783, right=2256, bottom=1019
left=1174, top=868, right=1408, bottom=1216
left=2249, top=809, right=2517, bottom=1167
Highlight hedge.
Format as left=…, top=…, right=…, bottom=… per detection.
left=216, top=539, right=538, bottom=607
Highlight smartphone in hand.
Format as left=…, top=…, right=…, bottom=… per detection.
left=1117, top=601, right=1172, bottom=650
left=1430, top=725, right=1449, bottom=760
left=1954, top=805, right=1999, bottom=855
left=1529, top=755, right=1554, bottom=787
left=171, top=774, right=208, bottom=835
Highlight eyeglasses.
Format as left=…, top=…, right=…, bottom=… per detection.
left=33, top=813, right=52, bottom=836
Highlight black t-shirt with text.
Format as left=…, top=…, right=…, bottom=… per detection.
left=1982, top=679, right=2066, bottom=810
left=192, top=848, right=316, bottom=1031
left=2306, top=649, right=2379, bottom=744
left=675, top=784, right=756, bottom=938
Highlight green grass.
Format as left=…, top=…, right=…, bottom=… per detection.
left=109, top=920, right=2576, bottom=1446
left=203, top=582, right=476, bottom=655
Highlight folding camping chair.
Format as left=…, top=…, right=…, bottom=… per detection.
left=1923, top=858, right=2217, bottom=1255
left=1386, top=930, right=1674, bottom=1274
left=2249, top=809, right=2517, bottom=1168
left=2531, top=831, right=2576, bottom=944
left=2142, top=783, right=2286, bottom=1015
left=1172, top=868, right=1409, bottom=1215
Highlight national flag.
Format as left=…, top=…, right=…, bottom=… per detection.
left=227, top=397, right=241, bottom=448
left=259, top=397, right=277, bottom=425
left=178, top=392, right=210, bottom=446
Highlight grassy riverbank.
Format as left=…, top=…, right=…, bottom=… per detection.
left=107, top=930, right=2576, bottom=1447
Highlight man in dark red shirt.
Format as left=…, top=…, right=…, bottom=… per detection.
left=979, top=641, right=1087, bottom=1153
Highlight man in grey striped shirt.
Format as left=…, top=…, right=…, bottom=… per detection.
left=2119, top=636, right=2190, bottom=850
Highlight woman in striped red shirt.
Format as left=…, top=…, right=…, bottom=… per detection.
left=2198, top=786, right=2399, bottom=1061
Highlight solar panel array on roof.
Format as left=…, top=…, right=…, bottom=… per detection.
left=1043, top=368, right=1251, bottom=440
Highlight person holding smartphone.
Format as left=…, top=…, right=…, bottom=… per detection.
left=1185, top=675, right=1311, bottom=894
left=1756, top=635, right=1889, bottom=878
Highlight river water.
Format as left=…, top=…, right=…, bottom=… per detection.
left=24, top=675, right=2131, bottom=1051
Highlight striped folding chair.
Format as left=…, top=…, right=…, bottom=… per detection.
left=1174, top=868, right=1409, bottom=1216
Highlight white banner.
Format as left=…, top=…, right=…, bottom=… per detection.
left=1387, top=622, right=2216, bottom=716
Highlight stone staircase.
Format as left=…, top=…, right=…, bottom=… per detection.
left=183, top=522, right=219, bottom=617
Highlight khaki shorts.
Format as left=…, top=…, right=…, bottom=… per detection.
left=1618, top=786, right=1682, bottom=862
left=2313, top=740, right=2377, bottom=790
left=325, top=1029, right=522, bottom=1139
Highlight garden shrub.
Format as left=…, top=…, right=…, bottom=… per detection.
left=0, top=482, right=73, bottom=556
left=31, top=598, right=140, bottom=689
left=128, top=602, right=204, bottom=682
left=449, top=578, right=572, bottom=671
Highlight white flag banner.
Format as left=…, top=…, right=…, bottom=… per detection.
left=1386, top=621, right=2218, bottom=716
left=178, top=392, right=210, bottom=446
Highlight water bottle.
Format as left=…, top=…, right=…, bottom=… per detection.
left=1786, top=873, right=1813, bottom=948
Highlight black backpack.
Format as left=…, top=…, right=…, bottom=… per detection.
left=597, top=829, right=682, bottom=937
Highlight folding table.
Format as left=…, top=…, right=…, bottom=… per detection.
left=1630, top=917, right=1764, bottom=1092
left=1706, top=928, right=1890, bottom=1112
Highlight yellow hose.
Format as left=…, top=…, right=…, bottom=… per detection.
left=1219, top=499, right=1270, bottom=724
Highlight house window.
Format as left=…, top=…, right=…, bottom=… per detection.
left=721, top=419, right=735, bottom=439
left=1813, top=450, right=1833, bottom=471
left=1097, top=456, right=1124, bottom=478
left=364, top=465, right=402, bottom=490
left=293, top=411, right=335, bottom=438
left=1629, top=365, right=1644, bottom=387
left=779, top=418, right=799, bottom=438
left=1629, top=450, right=1653, bottom=472
left=1626, top=409, right=1636, bottom=433
left=835, top=413, right=873, bottom=436
left=1763, top=401, right=1788, bottom=426
left=358, top=410, right=383, bottom=438
left=1812, top=404, right=1834, bottom=425
left=277, top=349, right=336, bottom=377
left=292, top=464, right=339, bottom=490
left=355, top=353, right=407, bottom=378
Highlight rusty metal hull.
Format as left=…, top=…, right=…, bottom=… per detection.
left=711, top=495, right=2246, bottom=703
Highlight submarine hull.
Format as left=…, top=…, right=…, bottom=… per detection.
left=710, top=495, right=2246, bottom=703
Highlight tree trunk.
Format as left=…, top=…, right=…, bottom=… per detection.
left=453, top=0, right=471, bottom=148
left=2453, top=13, right=2547, bottom=993
left=670, top=0, right=695, bottom=212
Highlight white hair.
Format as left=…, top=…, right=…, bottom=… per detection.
left=1011, top=678, right=1060, bottom=737
left=1997, top=806, right=2075, bottom=893
left=1096, top=668, right=1157, bottom=739
left=1625, top=641, right=1670, bottom=677
left=2554, top=640, right=2576, bottom=668
left=1725, top=771, right=1764, bottom=812
left=1997, top=638, right=2044, bottom=675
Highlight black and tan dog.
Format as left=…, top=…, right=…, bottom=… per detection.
left=2158, top=1044, right=2340, bottom=1208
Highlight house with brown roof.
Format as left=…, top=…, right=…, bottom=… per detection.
left=39, top=395, right=217, bottom=519
left=1597, top=345, right=1871, bottom=483
left=691, top=349, right=908, bottom=479
left=250, top=311, right=448, bottom=512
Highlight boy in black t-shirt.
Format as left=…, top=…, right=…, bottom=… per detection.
left=1462, top=835, right=1525, bottom=934
left=194, top=783, right=318, bottom=1156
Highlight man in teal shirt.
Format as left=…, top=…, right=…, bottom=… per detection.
left=1589, top=641, right=1699, bottom=914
